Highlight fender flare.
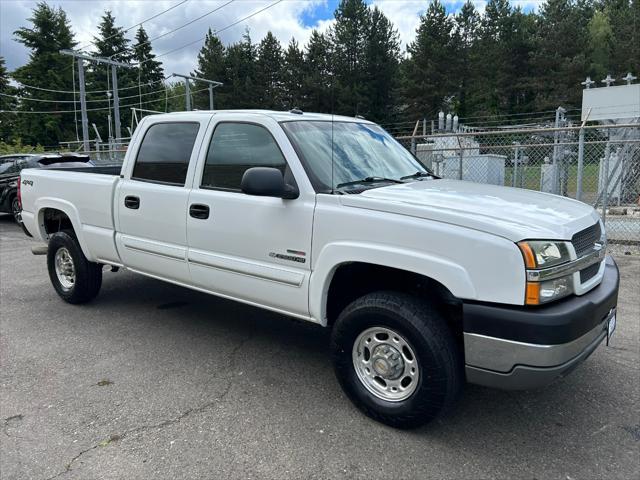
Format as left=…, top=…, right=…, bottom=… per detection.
left=309, top=241, right=476, bottom=325
left=34, top=198, right=95, bottom=261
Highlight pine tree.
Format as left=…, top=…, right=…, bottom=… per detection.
left=0, top=56, right=18, bottom=143
left=132, top=25, right=164, bottom=113
left=401, top=0, right=456, bottom=118
left=256, top=31, right=284, bottom=109
left=474, top=0, right=513, bottom=115
left=453, top=1, right=481, bottom=117
left=282, top=38, right=305, bottom=109
left=363, top=6, right=400, bottom=122
left=193, top=29, right=227, bottom=109
left=224, top=29, right=257, bottom=108
left=601, top=0, right=640, bottom=76
left=89, top=11, right=135, bottom=139
left=531, top=0, right=591, bottom=110
left=302, top=30, right=332, bottom=113
left=12, top=2, right=77, bottom=146
left=330, top=0, right=371, bottom=116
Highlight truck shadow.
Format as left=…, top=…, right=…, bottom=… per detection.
left=91, top=270, right=617, bottom=444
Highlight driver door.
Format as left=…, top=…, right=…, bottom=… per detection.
left=186, top=116, right=314, bottom=318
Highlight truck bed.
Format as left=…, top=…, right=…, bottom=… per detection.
left=20, top=167, right=122, bottom=264
left=46, top=165, right=122, bottom=175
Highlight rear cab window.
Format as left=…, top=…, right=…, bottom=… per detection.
left=132, top=122, right=200, bottom=186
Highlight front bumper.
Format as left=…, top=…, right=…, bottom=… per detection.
left=463, top=256, right=619, bottom=390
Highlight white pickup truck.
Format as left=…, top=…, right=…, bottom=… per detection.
left=19, top=110, right=619, bottom=428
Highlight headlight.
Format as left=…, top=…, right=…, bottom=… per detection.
left=518, top=240, right=572, bottom=269
left=518, top=240, right=573, bottom=305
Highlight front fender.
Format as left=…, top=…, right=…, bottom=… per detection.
left=34, top=198, right=95, bottom=261
left=309, top=241, right=476, bottom=325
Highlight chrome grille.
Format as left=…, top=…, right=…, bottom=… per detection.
left=579, top=262, right=600, bottom=283
left=571, top=223, right=601, bottom=258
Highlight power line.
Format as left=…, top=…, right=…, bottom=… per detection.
left=143, top=0, right=284, bottom=65
left=1, top=85, right=174, bottom=104
left=110, top=0, right=235, bottom=59
left=76, top=0, right=190, bottom=51
left=13, top=76, right=172, bottom=96
left=0, top=88, right=209, bottom=114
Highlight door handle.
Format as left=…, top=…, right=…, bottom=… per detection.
left=189, top=203, right=210, bottom=220
left=124, top=195, right=140, bottom=209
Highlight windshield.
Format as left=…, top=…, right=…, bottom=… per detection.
left=281, top=121, right=431, bottom=192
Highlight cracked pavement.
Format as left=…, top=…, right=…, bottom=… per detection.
left=1, top=216, right=639, bottom=479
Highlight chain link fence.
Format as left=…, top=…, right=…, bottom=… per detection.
left=395, top=123, right=640, bottom=254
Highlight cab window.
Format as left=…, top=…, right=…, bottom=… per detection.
left=201, top=123, right=286, bottom=191
left=132, top=122, right=200, bottom=185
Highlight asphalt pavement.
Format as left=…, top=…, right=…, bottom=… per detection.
left=1, top=215, right=638, bottom=479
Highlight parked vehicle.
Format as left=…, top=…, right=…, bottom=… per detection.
left=0, top=153, right=92, bottom=224
left=18, top=111, right=619, bottom=429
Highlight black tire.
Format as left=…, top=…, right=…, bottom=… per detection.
left=11, top=196, right=22, bottom=224
left=47, top=231, right=102, bottom=304
left=330, top=291, right=463, bottom=429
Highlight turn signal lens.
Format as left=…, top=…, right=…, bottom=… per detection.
left=525, top=282, right=540, bottom=305
left=518, top=242, right=537, bottom=268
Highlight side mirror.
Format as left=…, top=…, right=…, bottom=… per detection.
left=241, top=167, right=299, bottom=199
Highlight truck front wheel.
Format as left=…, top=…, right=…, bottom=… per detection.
left=330, top=291, right=463, bottom=429
left=47, top=231, right=102, bottom=304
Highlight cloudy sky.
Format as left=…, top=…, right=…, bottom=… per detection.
left=0, top=0, right=541, bottom=77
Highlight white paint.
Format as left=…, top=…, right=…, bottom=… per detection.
left=20, top=110, right=605, bottom=326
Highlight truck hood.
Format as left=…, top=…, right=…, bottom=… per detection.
left=339, top=179, right=600, bottom=241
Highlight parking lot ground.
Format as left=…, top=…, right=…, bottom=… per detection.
left=1, top=215, right=639, bottom=480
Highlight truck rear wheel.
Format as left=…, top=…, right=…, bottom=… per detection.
left=330, top=291, right=463, bottom=429
left=47, top=231, right=102, bottom=304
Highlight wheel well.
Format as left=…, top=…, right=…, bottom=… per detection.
left=42, top=208, right=74, bottom=237
left=326, top=262, right=463, bottom=338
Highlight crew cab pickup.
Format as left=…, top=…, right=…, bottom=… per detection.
left=19, top=110, right=619, bottom=429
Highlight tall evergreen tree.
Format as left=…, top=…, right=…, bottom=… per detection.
left=330, top=0, right=371, bottom=116
left=256, top=31, right=284, bottom=109
left=0, top=56, right=18, bottom=143
left=282, top=38, right=305, bottom=109
left=303, top=30, right=333, bottom=113
left=401, top=0, right=456, bottom=118
left=600, top=0, right=640, bottom=76
left=132, top=25, right=164, bottom=113
left=531, top=0, right=591, bottom=110
left=587, top=10, right=613, bottom=79
left=12, top=2, right=77, bottom=145
left=193, top=28, right=227, bottom=109
left=363, top=7, right=400, bottom=122
left=475, top=0, right=513, bottom=115
left=224, top=29, right=257, bottom=108
left=89, top=11, right=135, bottom=139
left=453, top=1, right=481, bottom=117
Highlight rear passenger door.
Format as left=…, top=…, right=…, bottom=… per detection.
left=115, top=117, right=208, bottom=284
left=186, top=117, right=314, bottom=318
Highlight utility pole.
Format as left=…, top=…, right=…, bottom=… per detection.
left=172, top=73, right=222, bottom=111
left=76, top=56, right=89, bottom=152
left=60, top=49, right=134, bottom=148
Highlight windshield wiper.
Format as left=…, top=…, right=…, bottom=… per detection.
left=336, top=176, right=404, bottom=189
left=400, top=171, right=436, bottom=181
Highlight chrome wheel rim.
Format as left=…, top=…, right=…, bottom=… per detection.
left=352, top=326, right=419, bottom=402
left=54, top=247, right=75, bottom=290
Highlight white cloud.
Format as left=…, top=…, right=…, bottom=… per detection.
left=0, top=0, right=544, bottom=77
left=0, top=0, right=332, bottom=76
left=371, top=0, right=426, bottom=51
